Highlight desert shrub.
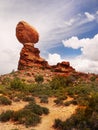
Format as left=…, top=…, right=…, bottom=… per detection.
left=86, top=93, right=98, bottom=113
left=0, top=110, right=14, bottom=122
left=1, top=77, right=11, bottom=86
left=50, top=76, right=67, bottom=90
left=39, top=95, right=48, bottom=103
left=42, top=107, right=49, bottom=115
left=31, top=83, right=53, bottom=96
left=90, top=75, right=97, bottom=81
left=54, top=92, right=98, bottom=130
left=64, top=100, right=77, bottom=106
left=54, top=95, right=67, bottom=106
left=76, top=96, right=89, bottom=106
left=54, top=119, right=63, bottom=129
left=25, top=102, right=49, bottom=115
left=10, top=77, right=25, bottom=90
left=23, top=96, right=35, bottom=102
left=54, top=98, right=63, bottom=105
left=0, top=101, right=49, bottom=127
left=13, top=102, right=49, bottom=126
left=40, top=97, right=48, bottom=103
left=0, top=85, right=6, bottom=94
left=35, top=75, right=44, bottom=84
left=58, top=95, right=67, bottom=100
left=64, top=101, right=72, bottom=106
left=13, top=109, right=41, bottom=126
left=0, top=96, right=12, bottom=105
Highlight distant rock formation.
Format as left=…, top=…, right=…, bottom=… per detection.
left=52, top=61, right=75, bottom=73
left=16, top=21, right=50, bottom=70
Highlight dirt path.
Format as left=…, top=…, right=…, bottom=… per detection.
left=34, top=97, right=77, bottom=130
left=0, top=98, right=77, bottom=130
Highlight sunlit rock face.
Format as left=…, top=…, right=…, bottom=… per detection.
left=52, top=61, right=75, bottom=73
left=16, top=21, right=75, bottom=75
left=16, top=21, right=39, bottom=44
left=16, top=21, right=50, bottom=70
left=18, top=43, right=50, bottom=70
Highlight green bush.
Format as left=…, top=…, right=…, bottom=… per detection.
left=64, top=100, right=77, bottom=106
left=50, top=76, right=67, bottom=90
left=23, top=96, right=35, bottom=102
left=10, top=77, right=24, bottom=90
left=1, top=77, right=11, bottom=86
left=0, top=96, right=12, bottom=105
left=35, top=75, right=44, bottom=84
left=13, top=109, right=41, bottom=126
left=42, top=107, right=49, bottom=115
left=54, top=98, right=63, bottom=105
left=54, top=119, right=63, bottom=129
left=39, top=95, right=48, bottom=103
left=53, top=92, right=98, bottom=130
left=0, top=110, right=14, bottom=122
left=25, top=102, right=49, bottom=116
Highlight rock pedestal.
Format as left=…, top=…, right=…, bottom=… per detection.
left=18, top=43, right=49, bottom=70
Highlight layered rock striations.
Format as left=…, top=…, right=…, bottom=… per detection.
left=16, top=21, right=75, bottom=74
left=16, top=21, right=49, bottom=70
left=18, top=43, right=49, bottom=70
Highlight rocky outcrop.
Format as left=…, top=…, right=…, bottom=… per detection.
left=16, top=21, right=50, bottom=70
left=16, top=21, right=39, bottom=44
left=16, top=21, right=75, bottom=74
left=18, top=43, right=50, bottom=70
left=52, top=61, right=75, bottom=73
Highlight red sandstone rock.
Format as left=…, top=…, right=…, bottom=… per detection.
left=52, top=61, right=75, bottom=73
left=18, top=43, right=50, bottom=70
left=16, top=21, right=39, bottom=44
left=16, top=21, right=75, bottom=75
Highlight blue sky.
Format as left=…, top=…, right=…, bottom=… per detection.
left=0, top=0, right=98, bottom=74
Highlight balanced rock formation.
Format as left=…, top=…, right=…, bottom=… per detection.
left=16, top=21, right=39, bottom=44
left=16, top=21, right=50, bottom=70
left=16, top=21, right=75, bottom=74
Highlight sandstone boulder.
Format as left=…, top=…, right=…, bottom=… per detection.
left=16, top=21, right=39, bottom=44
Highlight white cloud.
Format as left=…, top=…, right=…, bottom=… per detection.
left=47, top=53, right=63, bottom=65
left=63, top=34, right=98, bottom=61
left=65, top=19, right=75, bottom=26
left=62, top=36, right=84, bottom=49
left=96, top=10, right=98, bottom=14
left=47, top=34, right=98, bottom=74
left=85, top=12, right=95, bottom=21
left=62, top=34, right=98, bottom=73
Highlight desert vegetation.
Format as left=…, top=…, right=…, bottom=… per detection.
left=0, top=73, right=98, bottom=129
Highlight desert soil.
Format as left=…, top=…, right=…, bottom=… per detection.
left=0, top=97, right=77, bottom=130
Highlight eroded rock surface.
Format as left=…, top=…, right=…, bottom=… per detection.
left=18, top=43, right=50, bottom=70
left=16, top=21, right=75, bottom=74
left=16, top=21, right=39, bottom=44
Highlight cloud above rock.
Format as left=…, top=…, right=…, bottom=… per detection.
left=0, top=0, right=98, bottom=74
left=47, top=34, right=98, bottom=73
